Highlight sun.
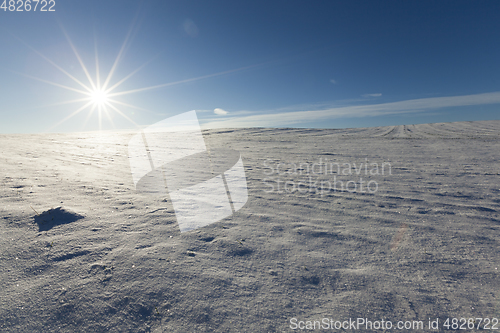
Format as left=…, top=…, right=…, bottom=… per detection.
left=90, top=89, right=109, bottom=106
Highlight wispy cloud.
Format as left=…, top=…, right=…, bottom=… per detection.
left=183, top=19, right=199, bottom=38
left=362, top=93, right=382, bottom=98
left=201, top=91, right=500, bottom=129
left=214, top=108, right=228, bottom=115
left=330, top=79, right=337, bottom=84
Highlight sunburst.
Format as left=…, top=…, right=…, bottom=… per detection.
left=13, top=21, right=261, bottom=132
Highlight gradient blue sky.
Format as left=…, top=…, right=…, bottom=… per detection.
left=1, top=0, right=499, bottom=133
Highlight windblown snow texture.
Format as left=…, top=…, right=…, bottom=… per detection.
left=1, top=120, right=499, bottom=332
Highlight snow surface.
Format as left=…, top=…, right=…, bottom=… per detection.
left=1, top=120, right=499, bottom=332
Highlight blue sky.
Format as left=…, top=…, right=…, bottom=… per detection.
left=1, top=0, right=499, bottom=133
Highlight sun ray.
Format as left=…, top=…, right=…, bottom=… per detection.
left=104, top=56, right=158, bottom=93
left=82, top=104, right=97, bottom=130
left=107, top=98, right=162, bottom=115
left=10, top=97, right=92, bottom=113
left=102, top=104, right=116, bottom=129
left=11, top=70, right=91, bottom=95
left=42, top=97, right=93, bottom=107
left=101, top=15, right=139, bottom=91
left=98, top=105, right=103, bottom=131
left=12, top=34, right=93, bottom=93
left=59, top=23, right=97, bottom=91
left=104, top=101, right=140, bottom=128
left=47, top=100, right=94, bottom=132
left=107, top=64, right=259, bottom=98
left=94, top=29, right=101, bottom=90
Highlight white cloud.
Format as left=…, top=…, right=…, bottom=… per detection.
left=201, top=91, right=500, bottom=129
left=183, top=19, right=199, bottom=37
left=363, top=93, right=382, bottom=98
left=330, top=79, right=337, bottom=84
left=214, top=108, right=228, bottom=115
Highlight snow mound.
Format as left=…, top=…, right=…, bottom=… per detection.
left=34, top=206, right=84, bottom=232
